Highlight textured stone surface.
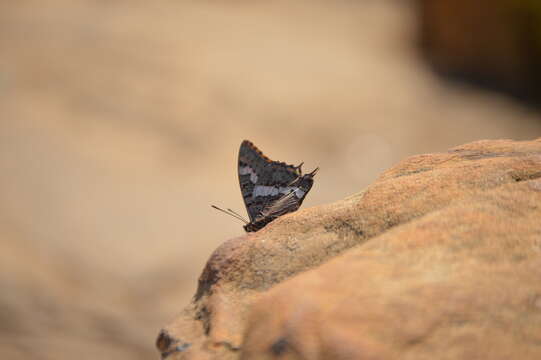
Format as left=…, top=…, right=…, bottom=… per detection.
left=158, top=138, right=541, bottom=359
left=4, top=2, right=541, bottom=359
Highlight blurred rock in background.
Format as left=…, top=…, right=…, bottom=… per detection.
left=418, top=0, right=541, bottom=101
left=1, top=1, right=541, bottom=360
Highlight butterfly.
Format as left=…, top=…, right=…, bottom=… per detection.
left=213, top=140, right=318, bottom=232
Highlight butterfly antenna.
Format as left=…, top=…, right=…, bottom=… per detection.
left=226, top=208, right=249, bottom=223
left=211, top=205, right=249, bottom=224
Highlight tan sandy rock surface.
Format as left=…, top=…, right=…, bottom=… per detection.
left=2, top=1, right=541, bottom=360
left=160, top=138, right=541, bottom=359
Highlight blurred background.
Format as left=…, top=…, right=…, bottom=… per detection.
left=1, top=0, right=541, bottom=359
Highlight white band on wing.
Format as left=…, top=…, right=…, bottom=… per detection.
left=253, top=185, right=305, bottom=198
left=239, top=165, right=258, bottom=183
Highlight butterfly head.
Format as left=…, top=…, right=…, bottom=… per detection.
left=243, top=223, right=259, bottom=232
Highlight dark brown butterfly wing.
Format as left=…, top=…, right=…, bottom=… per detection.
left=238, top=140, right=300, bottom=222
left=238, top=140, right=318, bottom=232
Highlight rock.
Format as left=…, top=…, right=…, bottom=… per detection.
left=158, top=138, right=541, bottom=359
left=417, top=0, right=541, bottom=101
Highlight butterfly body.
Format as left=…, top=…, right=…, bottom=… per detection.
left=238, top=140, right=318, bottom=232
